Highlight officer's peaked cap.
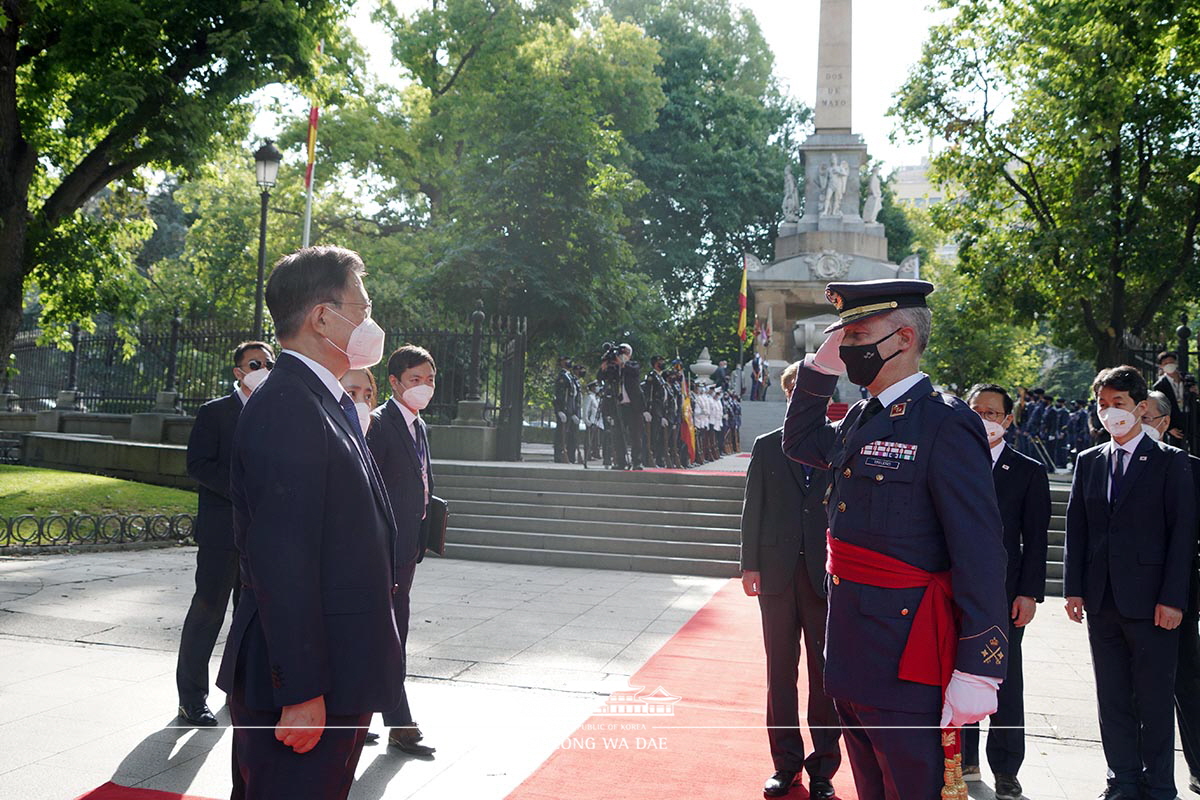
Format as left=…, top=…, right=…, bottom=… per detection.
left=822, top=279, right=934, bottom=333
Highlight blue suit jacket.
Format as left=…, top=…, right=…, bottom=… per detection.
left=185, top=392, right=241, bottom=550
left=783, top=368, right=1009, bottom=713
left=993, top=444, right=1051, bottom=602
left=215, top=353, right=405, bottom=715
left=366, top=400, right=431, bottom=567
left=1064, top=436, right=1196, bottom=618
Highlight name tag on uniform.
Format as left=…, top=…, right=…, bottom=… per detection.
left=861, top=440, right=918, bottom=461
left=865, top=457, right=901, bottom=470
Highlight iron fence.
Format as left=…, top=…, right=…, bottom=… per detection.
left=0, top=513, right=195, bottom=547
left=6, top=312, right=527, bottom=436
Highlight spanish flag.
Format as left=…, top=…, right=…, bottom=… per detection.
left=681, top=378, right=696, bottom=462
left=737, top=254, right=749, bottom=340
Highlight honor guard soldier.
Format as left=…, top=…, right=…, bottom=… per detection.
left=783, top=279, right=1010, bottom=800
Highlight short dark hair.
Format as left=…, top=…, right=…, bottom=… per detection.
left=233, top=340, right=274, bottom=367
left=965, top=383, right=1013, bottom=415
left=387, top=345, right=437, bottom=379
left=265, top=246, right=366, bottom=339
left=1092, top=365, right=1148, bottom=403
left=1158, top=351, right=1177, bottom=364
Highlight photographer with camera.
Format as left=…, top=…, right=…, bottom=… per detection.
left=597, top=343, right=647, bottom=470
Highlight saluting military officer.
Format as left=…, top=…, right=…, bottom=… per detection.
left=782, top=279, right=1010, bottom=800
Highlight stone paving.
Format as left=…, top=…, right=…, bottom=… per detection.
left=1, top=532, right=1197, bottom=798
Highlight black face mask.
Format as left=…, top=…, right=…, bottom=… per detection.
left=839, top=328, right=903, bottom=386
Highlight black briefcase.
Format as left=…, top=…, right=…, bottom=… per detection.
left=425, top=495, right=448, bottom=556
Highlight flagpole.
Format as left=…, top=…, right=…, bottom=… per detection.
left=302, top=162, right=315, bottom=247
left=301, top=41, right=322, bottom=248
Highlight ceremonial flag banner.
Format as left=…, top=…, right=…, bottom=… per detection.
left=681, top=380, right=696, bottom=461
left=304, top=103, right=319, bottom=190
left=737, top=255, right=748, bottom=340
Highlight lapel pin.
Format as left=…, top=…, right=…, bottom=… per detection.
left=890, top=402, right=907, bottom=418
left=1139, top=455, right=1147, bottom=461
left=1001, top=464, right=1010, bottom=470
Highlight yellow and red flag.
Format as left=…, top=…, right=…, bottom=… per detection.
left=737, top=254, right=749, bottom=340
left=681, top=379, right=696, bottom=461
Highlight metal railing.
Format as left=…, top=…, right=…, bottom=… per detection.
left=0, top=513, right=196, bottom=547
left=6, top=313, right=525, bottom=428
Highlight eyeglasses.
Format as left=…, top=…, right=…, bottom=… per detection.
left=1141, top=413, right=1166, bottom=424
left=328, top=299, right=373, bottom=319
left=974, top=410, right=1008, bottom=423
left=243, top=358, right=274, bottom=371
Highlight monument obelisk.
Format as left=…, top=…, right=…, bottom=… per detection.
left=745, top=0, right=905, bottom=401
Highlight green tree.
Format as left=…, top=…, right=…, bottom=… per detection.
left=283, top=1, right=666, bottom=360
left=892, top=0, right=1200, bottom=368
left=603, top=0, right=807, bottom=300
left=0, top=0, right=350, bottom=357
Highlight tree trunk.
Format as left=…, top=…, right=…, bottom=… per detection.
left=0, top=10, right=35, bottom=366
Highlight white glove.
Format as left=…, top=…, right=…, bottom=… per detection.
left=557, top=411, right=567, bottom=423
left=660, top=418, right=668, bottom=428
left=570, top=415, right=580, bottom=426
left=939, top=670, right=1001, bottom=728
left=808, top=329, right=846, bottom=376
left=643, top=411, right=652, bottom=422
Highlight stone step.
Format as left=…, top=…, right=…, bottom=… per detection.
left=435, top=472, right=746, bottom=501
left=1046, top=579, right=1064, bottom=597
left=446, top=498, right=741, bottom=530
left=448, top=527, right=739, bottom=561
left=434, top=460, right=746, bottom=488
left=440, top=542, right=740, bottom=579
left=450, top=513, right=739, bottom=543
left=437, top=485, right=743, bottom=516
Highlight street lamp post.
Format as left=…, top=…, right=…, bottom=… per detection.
left=252, top=140, right=283, bottom=340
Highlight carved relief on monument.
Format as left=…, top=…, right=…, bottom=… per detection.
left=804, top=249, right=852, bottom=280
left=782, top=165, right=801, bottom=223
left=899, top=254, right=920, bottom=275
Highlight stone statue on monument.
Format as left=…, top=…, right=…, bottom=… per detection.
left=863, top=165, right=882, bottom=223
left=782, top=165, right=801, bottom=223
left=820, top=153, right=849, bottom=216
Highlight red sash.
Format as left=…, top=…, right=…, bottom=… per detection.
left=825, top=533, right=958, bottom=691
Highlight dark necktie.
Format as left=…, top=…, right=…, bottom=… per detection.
left=338, top=393, right=364, bottom=441
left=857, top=398, right=884, bottom=430
left=1110, top=448, right=1126, bottom=505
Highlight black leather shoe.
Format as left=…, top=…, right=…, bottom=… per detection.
left=389, top=725, right=436, bottom=757
left=365, top=732, right=379, bottom=744
left=993, top=773, right=1022, bottom=800
left=1190, top=774, right=1200, bottom=796
left=763, top=770, right=798, bottom=797
left=809, top=775, right=836, bottom=799
left=177, top=703, right=218, bottom=727
left=1096, top=787, right=1137, bottom=800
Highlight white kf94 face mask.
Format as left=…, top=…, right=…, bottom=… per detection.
left=402, top=384, right=435, bottom=411
left=325, top=307, right=386, bottom=370
left=1098, top=406, right=1137, bottom=438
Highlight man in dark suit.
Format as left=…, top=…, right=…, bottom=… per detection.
left=1143, top=390, right=1200, bottom=794
left=366, top=344, right=438, bottom=757
left=741, top=361, right=840, bottom=800
left=1064, top=366, right=1196, bottom=800
left=783, top=279, right=1010, bottom=800
left=1152, top=351, right=1189, bottom=449
left=616, top=343, right=647, bottom=471
left=961, top=383, right=1050, bottom=800
left=216, top=246, right=405, bottom=800
left=552, top=356, right=578, bottom=463
left=176, top=340, right=273, bottom=727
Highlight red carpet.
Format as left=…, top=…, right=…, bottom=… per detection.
left=74, top=783, right=219, bottom=800
left=641, top=468, right=747, bottom=476
left=506, top=580, right=857, bottom=800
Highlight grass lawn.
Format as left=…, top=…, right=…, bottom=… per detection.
left=0, top=465, right=196, bottom=518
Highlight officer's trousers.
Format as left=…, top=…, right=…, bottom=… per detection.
left=834, top=698, right=942, bottom=800
left=1176, top=611, right=1200, bottom=779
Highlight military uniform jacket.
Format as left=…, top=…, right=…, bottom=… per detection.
left=645, top=370, right=668, bottom=419
left=782, top=367, right=1009, bottom=713
left=554, top=369, right=579, bottom=417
